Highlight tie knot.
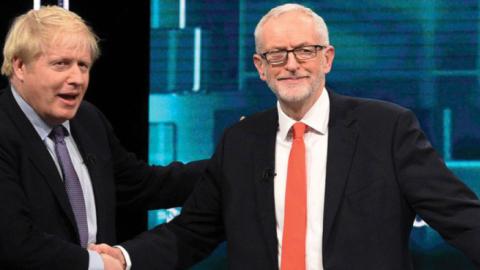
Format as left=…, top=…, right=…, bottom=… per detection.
left=292, top=122, right=306, bottom=140
left=49, top=125, right=69, bottom=143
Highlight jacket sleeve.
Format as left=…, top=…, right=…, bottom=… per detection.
left=92, top=105, right=208, bottom=211
left=119, top=130, right=229, bottom=270
left=393, top=109, right=480, bottom=267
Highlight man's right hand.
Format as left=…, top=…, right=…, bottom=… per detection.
left=101, top=253, right=124, bottom=270
left=90, top=244, right=126, bottom=270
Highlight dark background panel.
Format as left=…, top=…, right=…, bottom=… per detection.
left=0, top=0, right=150, bottom=241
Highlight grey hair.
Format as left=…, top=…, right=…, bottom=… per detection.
left=254, top=3, right=329, bottom=53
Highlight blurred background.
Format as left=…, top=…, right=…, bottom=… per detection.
left=2, top=0, right=480, bottom=269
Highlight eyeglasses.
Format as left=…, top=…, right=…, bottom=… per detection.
left=260, top=45, right=326, bottom=65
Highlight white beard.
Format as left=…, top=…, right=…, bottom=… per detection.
left=267, top=72, right=324, bottom=106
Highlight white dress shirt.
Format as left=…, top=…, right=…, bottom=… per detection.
left=275, top=88, right=329, bottom=270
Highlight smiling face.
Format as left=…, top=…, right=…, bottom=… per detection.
left=253, top=11, right=334, bottom=119
left=11, top=35, right=92, bottom=126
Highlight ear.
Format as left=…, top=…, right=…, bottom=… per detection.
left=321, top=46, right=335, bottom=74
left=12, top=57, right=27, bottom=81
left=253, top=54, right=267, bottom=81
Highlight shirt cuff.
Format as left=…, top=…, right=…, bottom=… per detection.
left=115, top=245, right=132, bottom=270
left=88, top=250, right=104, bottom=270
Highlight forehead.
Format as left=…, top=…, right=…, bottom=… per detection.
left=42, top=32, right=92, bottom=60
left=260, top=11, right=321, bottom=49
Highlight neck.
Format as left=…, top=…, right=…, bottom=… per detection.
left=279, top=88, right=324, bottom=121
left=279, top=102, right=310, bottom=121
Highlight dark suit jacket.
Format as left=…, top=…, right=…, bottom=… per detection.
left=123, top=91, right=480, bottom=270
left=0, top=88, right=205, bottom=269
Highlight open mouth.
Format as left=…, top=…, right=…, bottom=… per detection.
left=57, top=93, right=80, bottom=106
left=58, top=93, right=78, bottom=100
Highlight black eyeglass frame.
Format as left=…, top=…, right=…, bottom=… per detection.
left=259, top=45, right=327, bottom=65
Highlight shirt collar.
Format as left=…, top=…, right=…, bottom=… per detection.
left=277, top=87, right=330, bottom=141
left=11, top=86, right=71, bottom=141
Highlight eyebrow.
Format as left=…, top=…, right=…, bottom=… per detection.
left=266, top=42, right=314, bottom=51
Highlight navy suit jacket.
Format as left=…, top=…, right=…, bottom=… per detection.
left=0, top=88, right=205, bottom=269
left=122, top=91, right=480, bottom=269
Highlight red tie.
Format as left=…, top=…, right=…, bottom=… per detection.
left=281, top=122, right=307, bottom=270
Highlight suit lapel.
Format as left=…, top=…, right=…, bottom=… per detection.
left=252, top=109, right=279, bottom=268
left=69, top=118, right=108, bottom=241
left=0, top=88, right=78, bottom=229
left=70, top=119, right=100, bottom=193
left=323, top=91, right=359, bottom=249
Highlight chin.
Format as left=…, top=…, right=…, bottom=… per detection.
left=52, top=112, right=77, bottom=123
left=278, top=91, right=312, bottom=103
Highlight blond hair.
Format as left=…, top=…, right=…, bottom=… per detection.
left=254, top=3, right=329, bottom=53
left=1, top=5, right=100, bottom=77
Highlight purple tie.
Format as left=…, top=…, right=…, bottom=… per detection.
left=49, top=126, right=88, bottom=248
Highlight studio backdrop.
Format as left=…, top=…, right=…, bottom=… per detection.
left=147, top=1, right=480, bottom=269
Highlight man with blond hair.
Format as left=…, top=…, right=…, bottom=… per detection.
left=93, top=3, right=480, bottom=270
left=0, top=6, right=204, bottom=270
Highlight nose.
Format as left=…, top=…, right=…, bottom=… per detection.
left=67, top=64, right=86, bottom=85
left=284, top=51, right=300, bottom=72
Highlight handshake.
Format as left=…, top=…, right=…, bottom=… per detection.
left=89, top=244, right=127, bottom=270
